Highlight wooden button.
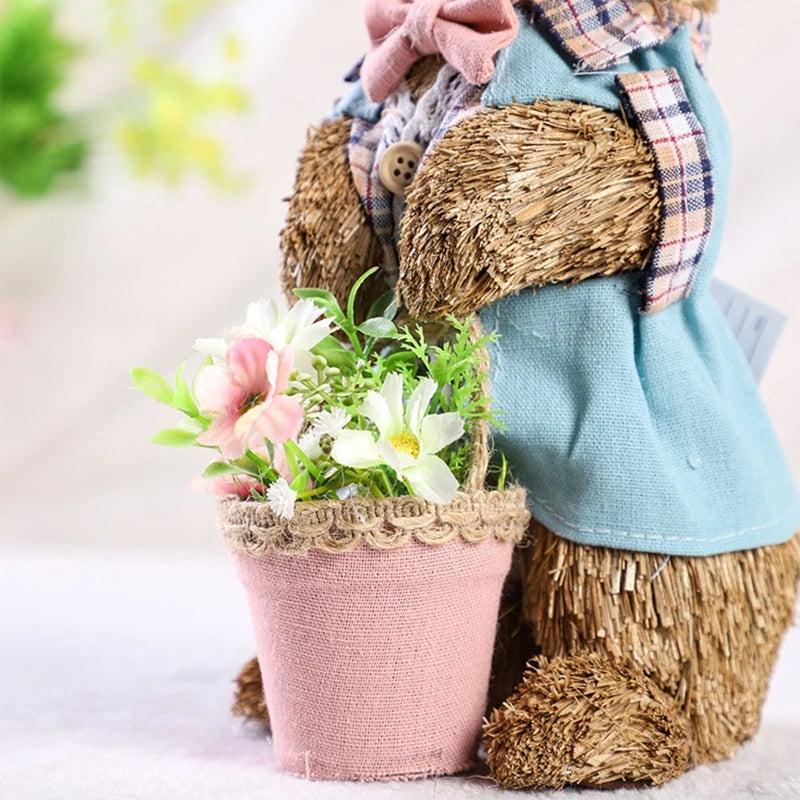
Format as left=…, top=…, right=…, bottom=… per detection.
left=378, top=141, right=424, bottom=194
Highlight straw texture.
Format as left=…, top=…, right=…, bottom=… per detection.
left=234, top=534, right=516, bottom=780
left=677, top=0, right=717, bottom=11
left=280, top=117, right=388, bottom=315
left=279, top=57, right=443, bottom=314
left=232, top=657, right=269, bottom=727
left=482, top=522, right=800, bottom=787
left=404, top=55, right=446, bottom=101
left=398, top=100, right=660, bottom=318
left=484, top=653, right=689, bottom=789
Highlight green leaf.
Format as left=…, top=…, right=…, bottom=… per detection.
left=294, top=287, right=337, bottom=303
left=284, top=440, right=321, bottom=481
left=176, top=417, right=207, bottom=436
left=283, top=441, right=299, bottom=479
left=231, top=455, right=271, bottom=479
left=202, top=461, right=250, bottom=479
left=428, top=358, right=450, bottom=385
left=132, top=367, right=174, bottom=405
left=498, top=451, right=508, bottom=492
left=383, top=350, right=418, bottom=371
left=0, top=1, right=88, bottom=198
left=313, top=335, right=345, bottom=351
left=347, top=267, right=380, bottom=324
left=243, top=449, right=271, bottom=473
left=316, top=347, right=357, bottom=371
left=367, top=289, right=399, bottom=322
left=358, top=317, right=397, bottom=340
left=151, top=428, right=198, bottom=447
left=290, top=468, right=310, bottom=493
left=173, top=363, right=199, bottom=417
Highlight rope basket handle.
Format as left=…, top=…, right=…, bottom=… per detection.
left=464, top=317, right=491, bottom=494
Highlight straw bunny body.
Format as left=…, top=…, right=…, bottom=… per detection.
left=239, top=0, right=800, bottom=788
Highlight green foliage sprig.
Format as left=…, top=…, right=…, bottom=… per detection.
left=0, top=0, right=87, bottom=197
left=134, top=269, right=504, bottom=512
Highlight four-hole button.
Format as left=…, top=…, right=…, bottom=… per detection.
left=378, top=141, right=424, bottom=194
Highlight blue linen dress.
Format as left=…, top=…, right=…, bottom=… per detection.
left=478, top=21, right=799, bottom=555
left=335, top=15, right=799, bottom=556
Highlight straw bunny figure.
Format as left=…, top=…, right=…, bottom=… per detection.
left=236, top=0, right=800, bottom=788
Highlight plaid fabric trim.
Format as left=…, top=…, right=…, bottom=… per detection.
left=427, top=83, right=485, bottom=150
left=616, top=68, right=714, bottom=313
left=689, top=8, right=712, bottom=73
left=530, top=0, right=702, bottom=71
left=349, top=116, right=398, bottom=273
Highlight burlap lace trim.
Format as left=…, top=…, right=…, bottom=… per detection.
left=219, top=488, right=529, bottom=556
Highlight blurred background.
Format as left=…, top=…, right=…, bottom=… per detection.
left=0, top=0, right=798, bottom=550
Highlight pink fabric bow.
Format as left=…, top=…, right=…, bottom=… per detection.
left=361, top=0, right=519, bottom=103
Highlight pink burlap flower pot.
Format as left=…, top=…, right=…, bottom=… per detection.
left=219, top=490, right=529, bottom=781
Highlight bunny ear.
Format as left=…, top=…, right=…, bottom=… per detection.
left=361, top=0, right=519, bottom=103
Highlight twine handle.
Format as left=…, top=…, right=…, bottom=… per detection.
left=465, top=317, right=491, bottom=493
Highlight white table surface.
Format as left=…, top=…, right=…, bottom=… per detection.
left=2, top=549, right=798, bottom=800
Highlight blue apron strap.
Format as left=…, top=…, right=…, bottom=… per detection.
left=616, top=67, right=715, bottom=313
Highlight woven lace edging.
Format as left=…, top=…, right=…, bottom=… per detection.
left=218, top=489, right=530, bottom=556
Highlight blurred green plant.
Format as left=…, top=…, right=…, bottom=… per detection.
left=107, top=0, right=250, bottom=189
left=161, top=0, right=221, bottom=33
left=106, top=0, right=132, bottom=43
left=0, top=0, right=250, bottom=197
left=115, top=55, right=248, bottom=187
left=0, top=0, right=87, bottom=197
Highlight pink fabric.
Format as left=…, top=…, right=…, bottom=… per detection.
left=234, top=537, right=514, bottom=780
left=361, top=0, right=519, bottom=103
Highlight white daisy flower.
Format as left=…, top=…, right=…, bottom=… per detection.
left=266, top=478, right=297, bottom=520
left=297, top=408, right=351, bottom=461
left=298, top=429, right=323, bottom=461
left=313, top=408, right=351, bottom=438
left=298, top=408, right=352, bottom=461
left=242, top=299, right=333, bottom=353
left=194, top=299, right=333, bottom=373
left=330, top=373, right=464, bottom=504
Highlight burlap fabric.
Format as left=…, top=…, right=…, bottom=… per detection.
left=221, top=489, right=528, bottom=780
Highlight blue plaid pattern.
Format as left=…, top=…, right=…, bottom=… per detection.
left=530, top=0, right=710, bottom=71
left=348, top=68, right=483, bottom=272
left=349, top=116, right=398, bottom=273
left=427, top=82, right=485, bottom=150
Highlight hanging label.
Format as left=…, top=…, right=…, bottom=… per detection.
left=711, top=279, right=787, bottom=383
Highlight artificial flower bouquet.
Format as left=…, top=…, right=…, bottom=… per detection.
left=134, top=270, right=530, bottom=781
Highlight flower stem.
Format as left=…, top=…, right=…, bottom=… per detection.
left=296, top=485, right=336, bottom=501
left=378, top=468, right=395, bottom=497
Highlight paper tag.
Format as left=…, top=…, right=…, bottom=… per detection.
left=711, top=279, right=787, bottom=383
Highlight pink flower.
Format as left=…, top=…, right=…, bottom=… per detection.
left=190, top=474, right=266, bottom=499
left=194, top=338, right=303, bottom=458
